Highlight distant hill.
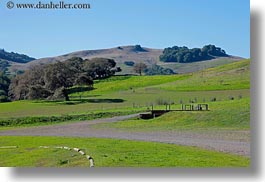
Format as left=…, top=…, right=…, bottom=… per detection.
left=0, top=60, right=9, bottom=72
left=0, top=49, right=35, bottom=63
left=159, top=45, right=229, bottom=63
left=0, top=49, right=36, bottom=72
left=22, top=45, right=162, bottom=66
left=9, top=45, right=243, bottom=74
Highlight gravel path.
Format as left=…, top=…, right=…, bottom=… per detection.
left=0, top=113, right=250, bottom=156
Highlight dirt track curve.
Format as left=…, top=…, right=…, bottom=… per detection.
left=0, top=113, right=250, bottom=156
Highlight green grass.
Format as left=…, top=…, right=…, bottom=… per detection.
left=0, top=110, right=140, bottom=128
left=109, top=89, right=249, bottom=107
left=0, top=100, right=146, bottom=118
left=93, top=98, right=250, bottom=131
left=85, top=59, right=250, bottom=95
left=0, top=136, right=250, bottom=167
left=0, top=60, right=250, bottom=123
left=0, top=88, right=249, bottom=119
left=159, top=58, right=242, bottom=74
left=153, top=59, right=250, bottom=91
left=116, top=58, right=243, bottom=75
left=0, top=60, right=251, bottom=167
left=74, top=74, right=191, bottom=95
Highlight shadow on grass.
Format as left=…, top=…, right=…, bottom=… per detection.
left=67, top=86, right=94, bottom=95
left=31, top=97, right=124, bottom=105
left=55, top=98, right=125, bottom=105
left=84, top=98, right=125, bottom=103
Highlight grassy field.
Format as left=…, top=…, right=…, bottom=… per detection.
left=116, top=57, right=242, bottom=75
left=77, top=59, right=250, bottom=95
left=153, top=59, right=250, bottom=91
left=0, top=59, right=250, bottom=167
left=0, top=136, right=250, bottom=167
left=92, top=98, right=250, bottom=132
left=0, top=110, right=141, bottom=128
left=0, top=60, right=250, bottom=119
left=159, top=58, right=242, bottom=74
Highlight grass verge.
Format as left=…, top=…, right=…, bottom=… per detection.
left=0, top=136, right=250, bottom=167
left=93, top=98, right=250, bottom=131
left=0, top=110, right=141, bottom=128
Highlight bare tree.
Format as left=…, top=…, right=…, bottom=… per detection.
left=133, top=63, right=147, bottom=76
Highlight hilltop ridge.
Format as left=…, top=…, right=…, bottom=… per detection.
left=9, top=45, right=243, bottom=74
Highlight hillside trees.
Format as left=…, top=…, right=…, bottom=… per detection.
left=0, top=72, right=10, bottom=102
left=0, top=60, right=9, bottom=72
left=132, top=45, right=147, bottom=52
left=83, top=58, right=118, bottom=79
left=133, top=63, right=147, bottom=76
left=9, top=57, right=120, bottom=101
left=124, top=61, right=135, bottom=67
left=0, top=49, right=35, bottom=63
left=160, top=44, right=228, bottom=63
left=144, top=65, right=175, bottom=75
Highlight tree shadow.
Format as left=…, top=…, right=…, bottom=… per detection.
left=75, top=98, right=125, bottom=103
left=67, top=86, right=94, bottom=95
left=55, top=98, right=125, bottom=105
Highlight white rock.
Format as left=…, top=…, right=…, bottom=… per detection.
left=73, top=148, right=80, bottom=152
left=39, top=146, right=49, bottom=149
left=63, top=147, right=71, bottom=150
left=89, top=159, right=94, bottom=167
left=55, top=146, right=63, bottom=149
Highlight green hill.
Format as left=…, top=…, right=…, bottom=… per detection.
left=0, top=49, right=35, bottom=64
left=0, top=59, right=250, bottom=119
left=0, top=49, right=35, bottom=73
left=75, top=59, right=250, bottom=96
left=11, top=45, right=242, bottom=75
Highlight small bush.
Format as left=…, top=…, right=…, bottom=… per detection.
left=0, top=95, right=9, bottom=102
left=0, top=111, right=138, bottom=127
left=211, top=97, right=217, bottom=102
left=58, top=159, right=69, bottom=165
left=124, top=61, right=135, bottom=66
left=156, top=98, right=169, bottom=105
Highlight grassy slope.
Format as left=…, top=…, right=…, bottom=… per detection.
left=0, top=136, right=249, bottom=167
left=87, top=74, right=191, bottom=94
left=72, top=59, right=250, bottom=107
left=152, top=59, right=250, bottom=91
left=0, top=59, right=250, bottom=120
left=0, top=99, right=146, bottom=118
left=74, top=59, right=250, bottom=95
left=93, top=98, right=250, bottom=131
left=0, top=59, right=250, bottom=167
left=159, top=58, right=242, bottom=74
left=0, top=110, right=141, bottom=128
left=117, top=57, right=242, bottom=75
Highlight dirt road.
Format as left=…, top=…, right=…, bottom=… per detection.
left=0, top=114, right=250, bottom=156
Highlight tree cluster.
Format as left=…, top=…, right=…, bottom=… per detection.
left=0, top=59, right=10, bottom=72
left=0, top=49, right=35, bottom=63
left=144, top=64, right=175, bottom=75
left=159, top=44, right=228, bottom=63
left=9, top=57, right=120, bottom=101
left=133, top=63, right=147, bottom=76
left=124, top=61, right=135, bottom=67
left=0, top=72, right=10, bottom=102
left=132, top=45, right=147, bottom=52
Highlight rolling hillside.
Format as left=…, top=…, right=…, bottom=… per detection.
left=9, top=45, right=243, bottom=74
left=0, top=59, right=250, bottom=118
left=0, top=49, right=35, bottom=72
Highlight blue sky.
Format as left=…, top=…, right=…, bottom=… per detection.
left=0, top=0, right=250, bottom=58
